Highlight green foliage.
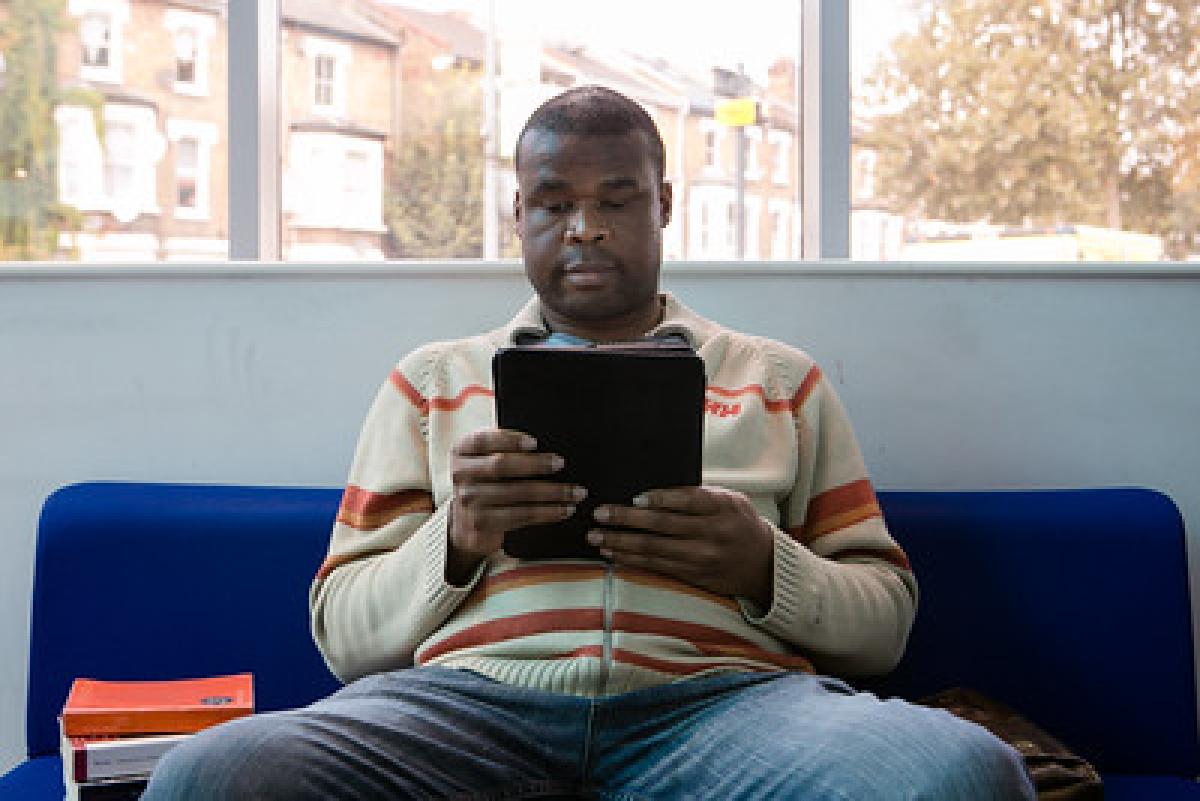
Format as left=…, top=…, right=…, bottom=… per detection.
left=385, top=72, right=488, bottom=259
left=0, top=0, right=87, bottom=259
left=860, top=0, right=1200, bottom=258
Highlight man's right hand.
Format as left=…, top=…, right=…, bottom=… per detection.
left=445, top=428, right=584, bottom=585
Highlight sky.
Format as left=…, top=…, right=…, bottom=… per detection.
left=384, top=0, right=910, bottom=87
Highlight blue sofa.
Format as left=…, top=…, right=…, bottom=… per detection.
left=1, top=482, right=1196, bottom=798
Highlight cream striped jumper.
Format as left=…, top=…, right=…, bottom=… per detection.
left=310, top=293, right=918, bottom=695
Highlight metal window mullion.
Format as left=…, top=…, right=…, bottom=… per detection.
left=228, top=0, right=281, bottom=260
left=800, top=0, right=850, bottom=260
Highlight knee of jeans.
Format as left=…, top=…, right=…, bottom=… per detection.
left=143, top=719, right=286, bottom=800
left=921, top=716, right=1036, bottom=801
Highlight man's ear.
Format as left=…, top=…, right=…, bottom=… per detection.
left=512, top=191, right=523, bottom=238
left=660, top=182, right=673, bottom=228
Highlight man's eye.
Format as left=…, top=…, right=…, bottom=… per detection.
left=544, top=201, right=572, bottom=214
left=599, top=200, right=626, bottom=210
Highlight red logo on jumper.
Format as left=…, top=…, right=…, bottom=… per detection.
left=705, top=399, right=741, bottom=418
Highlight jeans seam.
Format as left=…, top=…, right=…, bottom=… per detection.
left=581, top=696, right=598, bottom=782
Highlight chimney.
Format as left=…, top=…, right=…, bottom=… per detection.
left=767, top=58, right=796, bottom=104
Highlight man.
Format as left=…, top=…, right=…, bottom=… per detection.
left=145, top=86, right=1033, bottom=799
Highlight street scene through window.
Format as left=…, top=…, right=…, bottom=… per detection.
left=0, top=1, right=1195, bottom=262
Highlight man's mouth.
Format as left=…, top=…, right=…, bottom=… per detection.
left=562, top=261, right=617, bottom=287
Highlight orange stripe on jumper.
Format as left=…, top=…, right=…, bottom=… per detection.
left=460, top=563, right=607, bottom=609
left=707, top=365, right=822, bottom=414
left=314, top=547, right=394, bottom=582
left=417, top=608, right=606, bottom=663
left=336, top=486, right=434, bottom=531
left=389, top=370, right=494, bottom=415
left=826, top=545, right=912, bottom=572
left=790, top=479, right=882, bottom=545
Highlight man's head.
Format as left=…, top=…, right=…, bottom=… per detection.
left=513, top=86, right=672, bottom=342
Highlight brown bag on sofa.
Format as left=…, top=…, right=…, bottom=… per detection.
left=917, top=687, right=1103, bottom=800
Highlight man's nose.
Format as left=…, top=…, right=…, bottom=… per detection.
left=564, top=206, right=609, bottom=243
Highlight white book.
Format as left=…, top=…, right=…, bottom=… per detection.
left=59, top=717, right=188, bottom=783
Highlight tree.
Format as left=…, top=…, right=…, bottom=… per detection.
left=0, top=0, right=96, bottom=260
left=860, top=0, right=1200, bottom=258
left=385, top=71, right=487, bottom=259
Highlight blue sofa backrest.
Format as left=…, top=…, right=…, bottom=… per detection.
left=26, top=483, right=1198, bottom=779
left=870, top=488, right=1197, bottom=778
left=27, top=482, right=342, bottom=758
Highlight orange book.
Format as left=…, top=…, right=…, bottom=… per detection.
left=61, top=673, right=254, bottom=736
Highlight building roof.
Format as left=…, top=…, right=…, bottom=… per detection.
left=166, top=0, right=225, bottom=13
left=282, top=0, right=400, bottom=47
left=370, top=4, right=485, bottom=63
left=290, top=118, right=388, bottom=140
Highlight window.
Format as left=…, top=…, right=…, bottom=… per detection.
left=176, top=29, right=196, bottom=85
left=314, top=55, right=335, bottom=108
left=851, top=0, right=1198, bottom=261
left=768, top=201, right=792, bottom=260
left=769, top=130, right=792, bottom=185
left=303, top=38, right=350, bottom=117
left=284, top=129, right=385, bottom=258
left=56, top=106, right=102, bottom=209
left=167, top=120, right=217, bottom=221
left=744, top=126, right=764, bottom=180
left=164, top=10, right=215, bottom=96
left=700, top=120, right=724, bottom=174
left=80, top=12, right=111, bottom=68
left=274, top=1, right=802, bottom=262
left=70, top=0, right=129, bottom=84
left=103, top=121, right=136, bottom=202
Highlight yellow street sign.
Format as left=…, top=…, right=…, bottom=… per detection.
left=714, top=98, right=758, bottom=127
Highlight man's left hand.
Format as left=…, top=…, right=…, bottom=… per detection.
left=587, top=487, right=775, bottom=609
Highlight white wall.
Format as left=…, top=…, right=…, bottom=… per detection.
left=1, top=262, right=1197, bottom=772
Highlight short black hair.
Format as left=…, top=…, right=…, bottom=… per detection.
left=513, top=85, right=665, bottom=180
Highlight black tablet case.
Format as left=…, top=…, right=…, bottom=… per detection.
left=493, top=343, right=705, bottom=559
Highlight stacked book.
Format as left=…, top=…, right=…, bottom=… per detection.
left=59, top=673, right=254, bottom=801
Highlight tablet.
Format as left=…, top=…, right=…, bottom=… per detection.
left=492, top=343, right=705, bottom=559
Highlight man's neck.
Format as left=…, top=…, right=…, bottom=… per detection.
left=542, top=296, right=664, bottom=344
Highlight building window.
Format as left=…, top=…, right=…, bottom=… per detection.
left=314, top=55, right=336, bottom=108
left=164, top=9, right=215, bottom=96
left=176, top=138, right=199, bottom=210
left=286, top=131, right=384, bottom=234
left=304, top=38, right=350, bottom=117
left=167, top=119, right=217, bottom=221
left=768, top=130, right=792, bottom=185
left=56, top=106, right=104, bottom=209
left=80, top=12, right=111, bottom=68
left=769, top=202, right=791, bottom=260
left=103, top=121, right=137, bottom=203
left=70, top=0, right=129, bottom=84
left=100, top=103, right=162, bottom=223
left=175, top=29, right=197, bottom=85
left=745, top=126, right=764, bottom=180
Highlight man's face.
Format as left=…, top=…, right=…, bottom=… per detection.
left=513, top=129, right=672, bottom=338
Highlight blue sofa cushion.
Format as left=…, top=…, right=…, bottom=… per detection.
left=10, top=482, right=1197, bottom=801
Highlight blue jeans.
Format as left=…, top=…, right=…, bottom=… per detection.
left=143, top=667, right=1035, bottom=800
